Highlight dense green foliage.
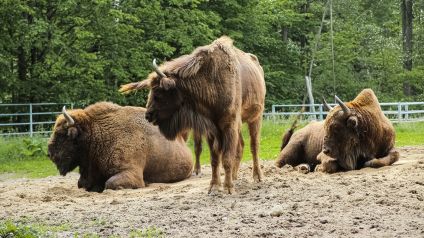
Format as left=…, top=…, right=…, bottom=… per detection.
left=1, top=121, right=423, bottom=178
left=0, top=0, right=423, bottom=109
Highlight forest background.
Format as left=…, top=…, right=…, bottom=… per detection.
left=0, top=0, right=423, bottom=109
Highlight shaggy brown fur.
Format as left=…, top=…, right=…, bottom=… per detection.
left=275, top=121, right=324, bottom=171
left=120, top=36, right=266, bottom=194
left=47, top=102, right=193, bottom=192
left=315, top=89, right=399, bottom=173
left=187, top=52, right=265, bottom=177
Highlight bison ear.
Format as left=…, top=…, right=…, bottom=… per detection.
left=160, top=77, right=176, bottom=90
left=67, top=127, right=79, bottom=139
left=347, top=116, right=358, bottom=129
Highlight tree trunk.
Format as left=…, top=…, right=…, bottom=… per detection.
left=401, top=0, right=413, bottom=96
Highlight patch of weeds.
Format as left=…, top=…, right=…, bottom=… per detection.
left=129, top=227, right=165, bottom=238
left=0, top=220, right=44, bottom=238
left=0, top=219, right=71, bottom=238
left=73, top=233, right=100, bottom=238
left=19, top=137, right=48, bottom=159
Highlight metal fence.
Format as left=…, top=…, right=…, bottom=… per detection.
left=0, top=103, right=73, bottom=137
left=1, top=102, right=424, bottom=137
left=263, top=102, right=424, bottom=122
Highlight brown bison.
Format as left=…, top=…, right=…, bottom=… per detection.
left=315, top=89, right=399, bottom=173
left=275, top=120, right=324, bottom=172
left=47, top=102, right=193, bottom=192
left=120, top=36, right=266, bottom=194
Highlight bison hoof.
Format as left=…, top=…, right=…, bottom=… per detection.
left=208, top=184, right=222, bottom=196
left=193, top=168, right=202, bottom=176
left=226, top=187, right=236, bottom=195
left=192, top=171, right=203, bottom=177
left=297, top=164, right=310, bottom=174
left=314, top=164, right=324, bottom=172
left=253, top=172, right=263, bottom=183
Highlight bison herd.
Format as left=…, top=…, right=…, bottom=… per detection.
left=48, top=36, right=399, bottom=194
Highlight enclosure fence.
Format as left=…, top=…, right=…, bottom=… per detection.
left=1, top=102, right=424, bottom=137
left=0, top=103, right=73, bottom=137
left=264, top=102, right=424, bottom=122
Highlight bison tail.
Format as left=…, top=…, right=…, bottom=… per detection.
left=119, top=80, right=151, bottom=94
left=119, top=82, right=140, bottom=94
left=280, top=128, right=295, bottom=151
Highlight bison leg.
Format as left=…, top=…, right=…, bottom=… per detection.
left=248, top=119, right=263, bottom=182
left=315, top=151, right=341, bottom=173
left=363, top=149, right=400, bottom=168
left=232, top=131, right=244, bottom=180
left=78, top=177, right=105, bottom=192
left=105, top=170, right=145, bottom=190
left=275, top=140, right=303, bottom=168
left=207, top=135, right=222, bottom=195
left=193, top=131, right=203, bottom=176
left=220, top=124, right=239, bottom=194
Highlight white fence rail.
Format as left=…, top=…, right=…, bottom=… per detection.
left=1, top=102, right=424, bottom=137
left=263, top=102, right=424, bottom=122
left=0, top=103, right=73, bottom=137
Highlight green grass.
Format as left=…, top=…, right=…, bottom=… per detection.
left=129, top=227, right=164, bottom=238
left=1, top=121, right=424, bottom=179
left=0, top=136, right=58, bottom=178
left=393, top=122, right=424, bottom=146
left=187, top=120, right=424, bottom=166
left=0, top=219, right=70, bottom=238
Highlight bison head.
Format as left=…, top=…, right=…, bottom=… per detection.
left=322, top=95, right=361, bottom=170
left=120, top=59, right=187, bottom=140
left=48, top=106, right=86, bottom=176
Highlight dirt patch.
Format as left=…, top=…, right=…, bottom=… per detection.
left=1, top=146, right=424, bottom=237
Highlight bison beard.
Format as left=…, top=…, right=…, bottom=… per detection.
left=315, top=89, right=400, bottom=173
left=47, top=102, right=193, bottom=192
left=120, top=36, right=266, bottom=194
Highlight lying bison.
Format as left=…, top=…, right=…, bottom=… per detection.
left=120, top=36, right=265, bottom=194
left=275, top=120, right=324, bottom=172
left=47, top=102, right=193, bottom=192
left=316, top=89, right=400, bottom=173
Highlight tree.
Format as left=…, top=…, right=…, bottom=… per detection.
left=401, top=0, right=414, bottom=96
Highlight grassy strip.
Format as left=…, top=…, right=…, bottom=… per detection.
left=0, top=219, right=163, bottom=238
left=0, top=121, right=423, bottom=179
left=187, top=120, right=424, bottom=166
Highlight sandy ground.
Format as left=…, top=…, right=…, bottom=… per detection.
left=1, top=146, right=424, bottom=238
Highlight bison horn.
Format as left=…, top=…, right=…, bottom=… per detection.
left=152, top=59, right=166, bottom=78
left=335, top=95, right=351, bottom=114
left=322, top=97, right=333, bottom=111
left=62, top=106, right=75, bottom=126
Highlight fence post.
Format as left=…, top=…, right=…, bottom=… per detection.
left=272, top=105, right=276, bottom=122
left=397, top=103, right=402, bottom=122
left=29, top=103, right=33, bottom=137
left=319, top=105, right=323, bottom=121
left=405, top=104, right=409, bottom=120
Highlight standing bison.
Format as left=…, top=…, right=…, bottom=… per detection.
left=47, top=102, right=193, bottom=192
left=120, top=36, right=265, bottom=194
left=316, top=89, right=399, bottom=173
